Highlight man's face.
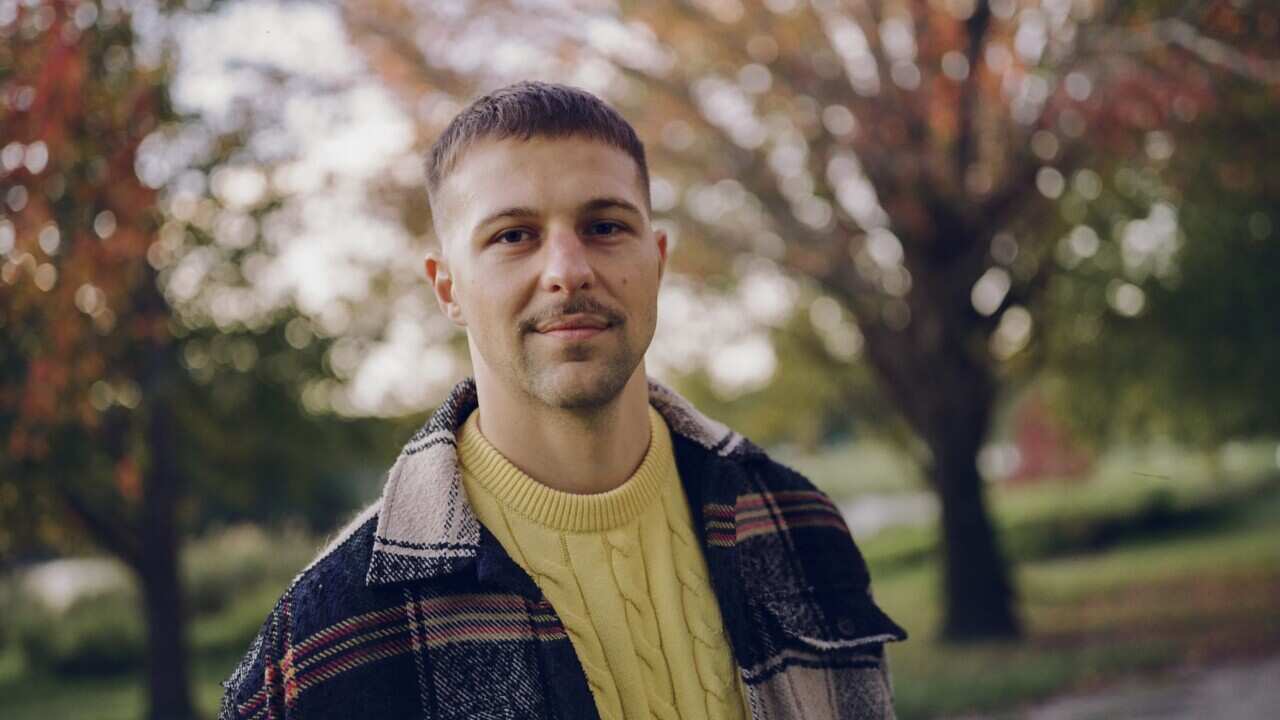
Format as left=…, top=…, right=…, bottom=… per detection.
left=426, top=136, right=667, bottom=411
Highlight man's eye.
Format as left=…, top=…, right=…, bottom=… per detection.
left=494, top=229, right=532, bottom=245
left=587, top=221, right=625, bottom=236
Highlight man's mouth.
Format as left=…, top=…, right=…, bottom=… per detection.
left=534, top=313, right=614, bottom=341
left=539, top=326, right=609, bottom=340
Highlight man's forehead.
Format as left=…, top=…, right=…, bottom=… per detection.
left=435, top=136, right=647, bottom=228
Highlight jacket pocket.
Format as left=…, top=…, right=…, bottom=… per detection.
left=757, top=585, right=907, bottom=653
left=745, top=587, right=906, bottom=719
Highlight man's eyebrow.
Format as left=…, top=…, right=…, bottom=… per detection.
left=581, top=197, right=644, bottom=217
left=472, top=198, right=644, bottom=231
left=474, top=206, right=539, bottom=230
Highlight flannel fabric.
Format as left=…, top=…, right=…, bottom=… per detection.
left=220, top=376, right=908, bottom=720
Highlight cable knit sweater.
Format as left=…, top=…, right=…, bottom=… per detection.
left=457, top=405, right=748, bottom=720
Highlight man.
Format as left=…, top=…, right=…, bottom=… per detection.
left=221, top=81, right=906, bottom=720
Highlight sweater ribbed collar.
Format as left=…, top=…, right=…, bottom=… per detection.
left=457, top=405, right=673, bottom=533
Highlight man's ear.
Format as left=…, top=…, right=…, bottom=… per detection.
left=654, top=228, right=669, bottom=284
left=424, top=250, right=467, bottom=327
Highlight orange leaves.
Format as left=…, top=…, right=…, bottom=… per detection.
left=114, top=456, right=142, bottom=503
left=20, top=359, right=69, bottom=420
left=7, top=426, right=50, bottom=462
left=1, top=0, right=172, bottom=466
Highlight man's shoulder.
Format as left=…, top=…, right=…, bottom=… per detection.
left=720, top=439, right=879, bottom=591
left=697, top=434, right=912, bottom=670
left=237, top=501, right=392, bottom=656
left=281, top=501, right=386, bottom=614
left=220, top=503, right=395, bottom=709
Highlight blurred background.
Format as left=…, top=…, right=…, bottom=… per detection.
left=2, top=0, right=1277, bottom=718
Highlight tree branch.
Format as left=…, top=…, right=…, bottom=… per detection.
left=956, top=0, right=992, bottom=185
left=1086, top=18, right=1280, bottom=85
left=52, top=482, right=142, bottom=569
left=340, top=3, right=485, bottom=100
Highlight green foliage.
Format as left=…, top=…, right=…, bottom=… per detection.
left=182, top=524, right=317, bottom=616
left=860, top=451, right=1279, bottom=577
left=777, top=439, right=925, bottom=499
left=0, top=0, right=408, bottom=564
left=880, top=483, right=1280, bottom=720
left=173, top=334, right=402, bottom=535
left=0, top=523, right=318, bottom=681
left=1042, top=81, right=1280, bottom=447
left=191, top=581, right=294, bottom=658
left=0, top=578, right=14, bottom=651
left=14, top=590, right=145, bottom=677
left=672, top=305, right=903, bottom=452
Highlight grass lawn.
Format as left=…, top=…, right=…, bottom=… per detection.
left=880, top=481, right=1280, bottom=719
left=0, top=650, right=244, bottom=720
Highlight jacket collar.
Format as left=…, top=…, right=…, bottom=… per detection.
left=367, top=375, right=759, bottom=587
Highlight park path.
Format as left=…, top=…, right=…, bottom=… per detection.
left=948, top=653, right=1280, bottom=720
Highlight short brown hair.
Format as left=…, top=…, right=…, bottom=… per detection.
left=425, top=82, right=650, bottom=214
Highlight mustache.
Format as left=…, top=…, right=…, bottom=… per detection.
left=520, top=296, right=626, bottom=333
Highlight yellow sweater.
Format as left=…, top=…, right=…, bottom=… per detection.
left=457, top=406, right=748, bottom=720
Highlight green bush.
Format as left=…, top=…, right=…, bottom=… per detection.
left=15, top=589, right=145, bottom=677
left=861, top=476, right=1276, bottom=576
left=192, top=582, right=289, bottom=657
left=0, top=577, right=16, bottom=651
left=184, top=524, right=316, bottom=616
left=0, top=525, right=318, bottom=681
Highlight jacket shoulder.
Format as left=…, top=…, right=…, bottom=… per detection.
left=289, top=500, right=382, bottom=602
left=734, top=448, right=877, bottom=593
left=219, top=503, right=386, bottom=720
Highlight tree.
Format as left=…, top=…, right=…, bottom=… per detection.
left=672, top=291, right=900, bottom=452
left=0, top=2, right=201, bottom=716
left=340, top=0, right=1278, bottom=640
left=1041, top=67, right=1280, bottom=449
left=1, top=3, right=404, bottom=717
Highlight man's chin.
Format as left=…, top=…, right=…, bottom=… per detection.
left=529, top=362, right=634, bottom=411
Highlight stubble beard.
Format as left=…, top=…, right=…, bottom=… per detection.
left=518, top=323, right=641, bottom=412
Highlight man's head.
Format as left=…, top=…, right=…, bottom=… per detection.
left=423, top=82, right=667, bottom=413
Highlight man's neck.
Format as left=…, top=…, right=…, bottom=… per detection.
left=471, top=368, right=653, bottom=495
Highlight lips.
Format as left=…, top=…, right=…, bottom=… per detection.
left=540, top=327, right=607, bottom=341
left=536, top=314, right=611, bottom=333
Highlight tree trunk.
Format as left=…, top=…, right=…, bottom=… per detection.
left=854, top=291, right=1022, bottom=641
left=137, top=392, right=196, bottom=720
left=915, top=337, right=1021, bottom=641
left=138, top=550, right=195, bottom=720
left=930, top=433, right=1020, bottom=641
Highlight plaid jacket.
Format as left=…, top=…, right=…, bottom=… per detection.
left=220, top=377, right=907, bottom=720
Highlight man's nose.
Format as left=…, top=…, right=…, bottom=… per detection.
left=540, top=225, right=595, bottom=293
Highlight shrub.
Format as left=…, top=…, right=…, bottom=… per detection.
left=192, top=582, right=288, bottom=656
left=15, top=588, right=145, bottom=677
left=0, top=576, right=16, bottom=651
left=184, top=524, right=317, bottom=616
